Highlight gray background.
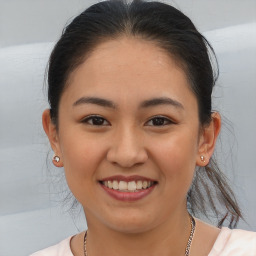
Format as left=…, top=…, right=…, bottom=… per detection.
left=0, top=1, right=255, bottom=255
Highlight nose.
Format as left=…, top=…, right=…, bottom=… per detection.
left=106, top=126, right=148, bottom=168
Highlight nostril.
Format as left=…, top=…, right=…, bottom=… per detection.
left=106, top=148, right=148, bottom=168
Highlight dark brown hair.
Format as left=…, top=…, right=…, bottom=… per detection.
left=47, top=0, right=242, bottom=227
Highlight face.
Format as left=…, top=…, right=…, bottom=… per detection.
left=44, top=37, right=214, bottom=233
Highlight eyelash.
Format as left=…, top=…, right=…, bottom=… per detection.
left=81, top=115, right=174, bottom=127
left=145, top=115, right=174, bottom=126
left=81, top=115, right=110, bottom=126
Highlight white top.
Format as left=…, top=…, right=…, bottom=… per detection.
left=30, top=227, right=256, bottom=256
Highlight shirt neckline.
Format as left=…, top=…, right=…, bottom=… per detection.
left=208, top=227, right=231, bottom=255
left=66, top=227, right=230, bottom=256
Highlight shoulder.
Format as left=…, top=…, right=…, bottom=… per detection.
left=220, top=227, right=256, bottom=245
left=209, top=227, right=256, bottom=255
left=228, top=227, right=256, bottom=240
left=30, top=236, right=73, bottom=256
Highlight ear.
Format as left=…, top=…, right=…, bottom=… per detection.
left=42, top=109, right=63, bottom=167
left=196, top=112, right=221, bottom=166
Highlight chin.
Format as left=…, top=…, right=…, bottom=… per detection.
left=109, top=222, right=154, bottom=234
left=102, top=210, right=159, bottom=234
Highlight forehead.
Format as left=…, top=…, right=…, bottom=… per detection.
left=73, top=37, right=184, bottom=80
left=64, top=36, right=196, bottom=109
left=85, top=37, right=173, bottom=70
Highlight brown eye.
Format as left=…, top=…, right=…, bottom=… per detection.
left=82, top=115, right=110, bottom=126
left=146, top=116, right=173, bottom=126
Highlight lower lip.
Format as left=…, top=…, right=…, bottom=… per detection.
left=99, top=183, right=156, bottom=202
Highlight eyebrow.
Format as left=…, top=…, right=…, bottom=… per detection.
left=73, top=96, right=184, bottom=110
left=139, top=97, right=184, bottom=109
left=73, top=97, right=116, bottom=108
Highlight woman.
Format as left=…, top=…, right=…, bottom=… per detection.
left=31, top=0, right=256, bottom=255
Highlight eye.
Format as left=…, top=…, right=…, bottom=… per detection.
left=145, top=116, right=174, bottom=126
left=81, top=115, right=110, bottom=126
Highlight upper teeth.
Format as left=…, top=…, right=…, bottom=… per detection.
left=103, top=180, right=153, bottom=191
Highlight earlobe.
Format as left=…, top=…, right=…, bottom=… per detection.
left=196, top=112, right=221, bottom=166
left=52, top=154, right=63, bottom=167
left=42, top=109, right=63, bottom=167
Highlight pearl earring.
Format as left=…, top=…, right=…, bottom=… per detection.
left=53, top=155, right=60, bottom=163
left=200, top=155, right=206, bottom=163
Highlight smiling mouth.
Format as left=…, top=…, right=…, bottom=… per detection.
left=99, top=180, right=157, bottom=192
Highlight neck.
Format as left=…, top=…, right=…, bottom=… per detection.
left=84, top=209, right=192, bottom=256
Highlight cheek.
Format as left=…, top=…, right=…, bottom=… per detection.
left=59, top=131, right=105, bottom=195
left=150, top=130, right=198, bottom=188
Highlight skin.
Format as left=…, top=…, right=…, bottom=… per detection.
left=43, top=37, right=221, bottom=256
